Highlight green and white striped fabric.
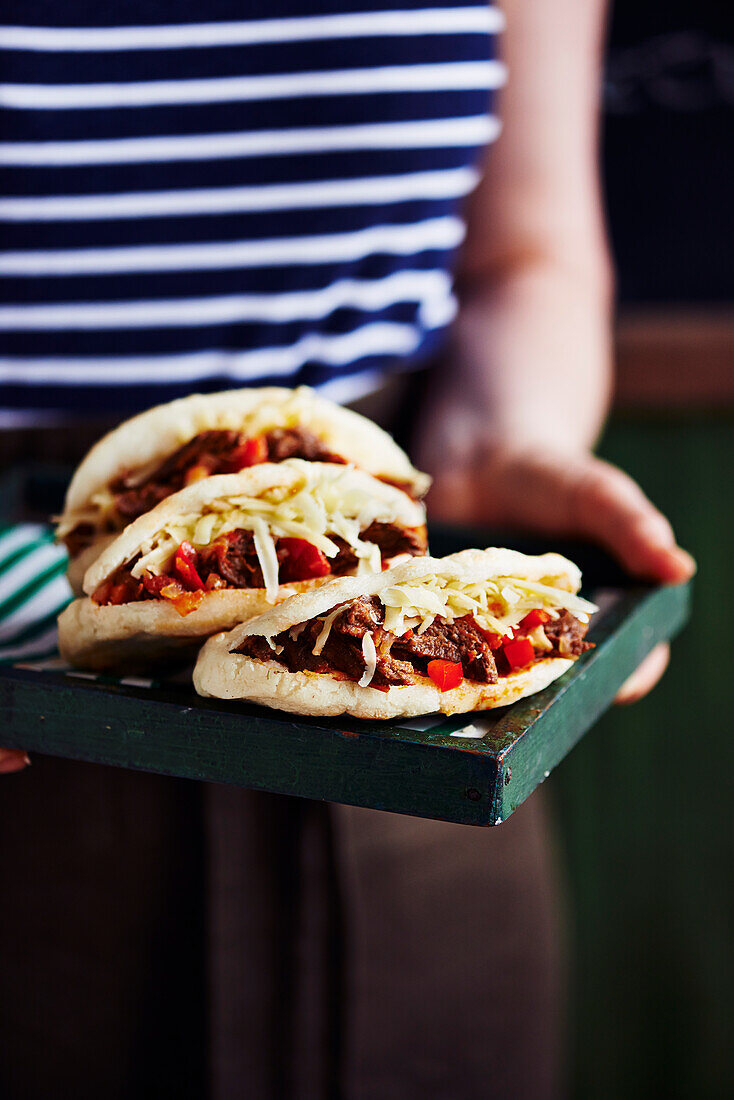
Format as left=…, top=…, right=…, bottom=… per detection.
left=0, top=523, right=72, bottom=664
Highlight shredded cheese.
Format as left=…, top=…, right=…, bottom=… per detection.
left=251, top=516, right=280, bottom=602
left=527, top=624, right=553, bottom=652
left=358, top=631, right=378, bottom=687
left=312, top=606, right=344, bottom=656
left=125, top=463, right=417, bottom=598
left=378, top=572, right=596, bottom=640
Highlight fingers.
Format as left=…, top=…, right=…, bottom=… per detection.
left=568, top=457, right=696, bottom=584
left=425, top=443, right=696, bottom=587
left=615, top=643, right=670, bottom=705
left=0, top=748, right=30, bottom=775
left=483, top=449, right=695, bottom=586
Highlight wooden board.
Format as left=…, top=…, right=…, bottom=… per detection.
left=0, top=472, right=691, bottom=825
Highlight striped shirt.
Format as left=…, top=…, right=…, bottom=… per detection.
left=0, top=1, right=504, bottom=421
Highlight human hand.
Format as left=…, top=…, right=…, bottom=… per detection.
left=415, top=430, right=695, bottom=702
left=0, top=748, right=30, bottom=775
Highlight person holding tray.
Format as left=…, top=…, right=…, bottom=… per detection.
left=0, top=1, right=694, bottom=1098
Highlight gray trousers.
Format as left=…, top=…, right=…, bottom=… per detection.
left=0, top=756, right=563, bottom=1100
left=209, top=785, right=564, bottom=1100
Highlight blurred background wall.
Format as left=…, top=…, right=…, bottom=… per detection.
left=550, top=4, right=733, bottom=1098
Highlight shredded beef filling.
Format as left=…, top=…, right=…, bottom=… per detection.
left=542, top=610, right=594, bottom=659
left=92, top=523, right=425, bottom=605
left=198, top=529, right=265, bottom=589
left=390, top=617, right=498, bottom=682
left=112, top=430, right=241, bottom=521
left=111, top=427, right=345, bottom=523
left=238, top=602, right=593, bottom=687
left=328, top=521, right=427, bottom=573
left=263, top=427, right=344, bottom=464
left=239, top=597, right=416, bottom=688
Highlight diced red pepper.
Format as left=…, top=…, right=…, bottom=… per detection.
left=226, top=435, right=268, bottom=471
left=174, top=541, right=205, bottom=590
left=92, top=575, right=140, bottom=605
left=471, top=619, right=504, bottom=649
left=401, top=628, right=414, bottom=640
left=91, top=578, right=113, bottom=605
left=427, top=659, right=463, bottom=692
left=109, top=583, right=133, bottom=605
left=142, top=572, right=173, bottom=597
left=519, top=609, right=551, bottom=631
left=155, top=579, right=203, bottom=615
left=501, top=637, right=535, bottom=670
left=160, top=579, right=186, bottom=601
left=169, top=590, right=205, bottom=617
left=278, top=537, right=332, bottom=582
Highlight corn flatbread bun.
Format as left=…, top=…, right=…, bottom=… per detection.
left=59, top=461, right=427, bottom=671
left=194, top=644, right=573, bottom=720
left=193, top=549, right=594, bottom=719
left=57, top=386, right=430, bottom=588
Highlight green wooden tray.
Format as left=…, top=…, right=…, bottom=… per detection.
left=0, top=469, right=691, bottom=826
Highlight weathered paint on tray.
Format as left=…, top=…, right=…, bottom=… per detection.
left=1, top=670, right=499, bottom=824
left=0, top=581, right=690, bottom=826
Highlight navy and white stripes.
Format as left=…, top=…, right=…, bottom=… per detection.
left=0, top=2, right=503, bottom=418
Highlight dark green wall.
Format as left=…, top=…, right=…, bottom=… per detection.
left=551, top=414, right=733, bottom=1100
